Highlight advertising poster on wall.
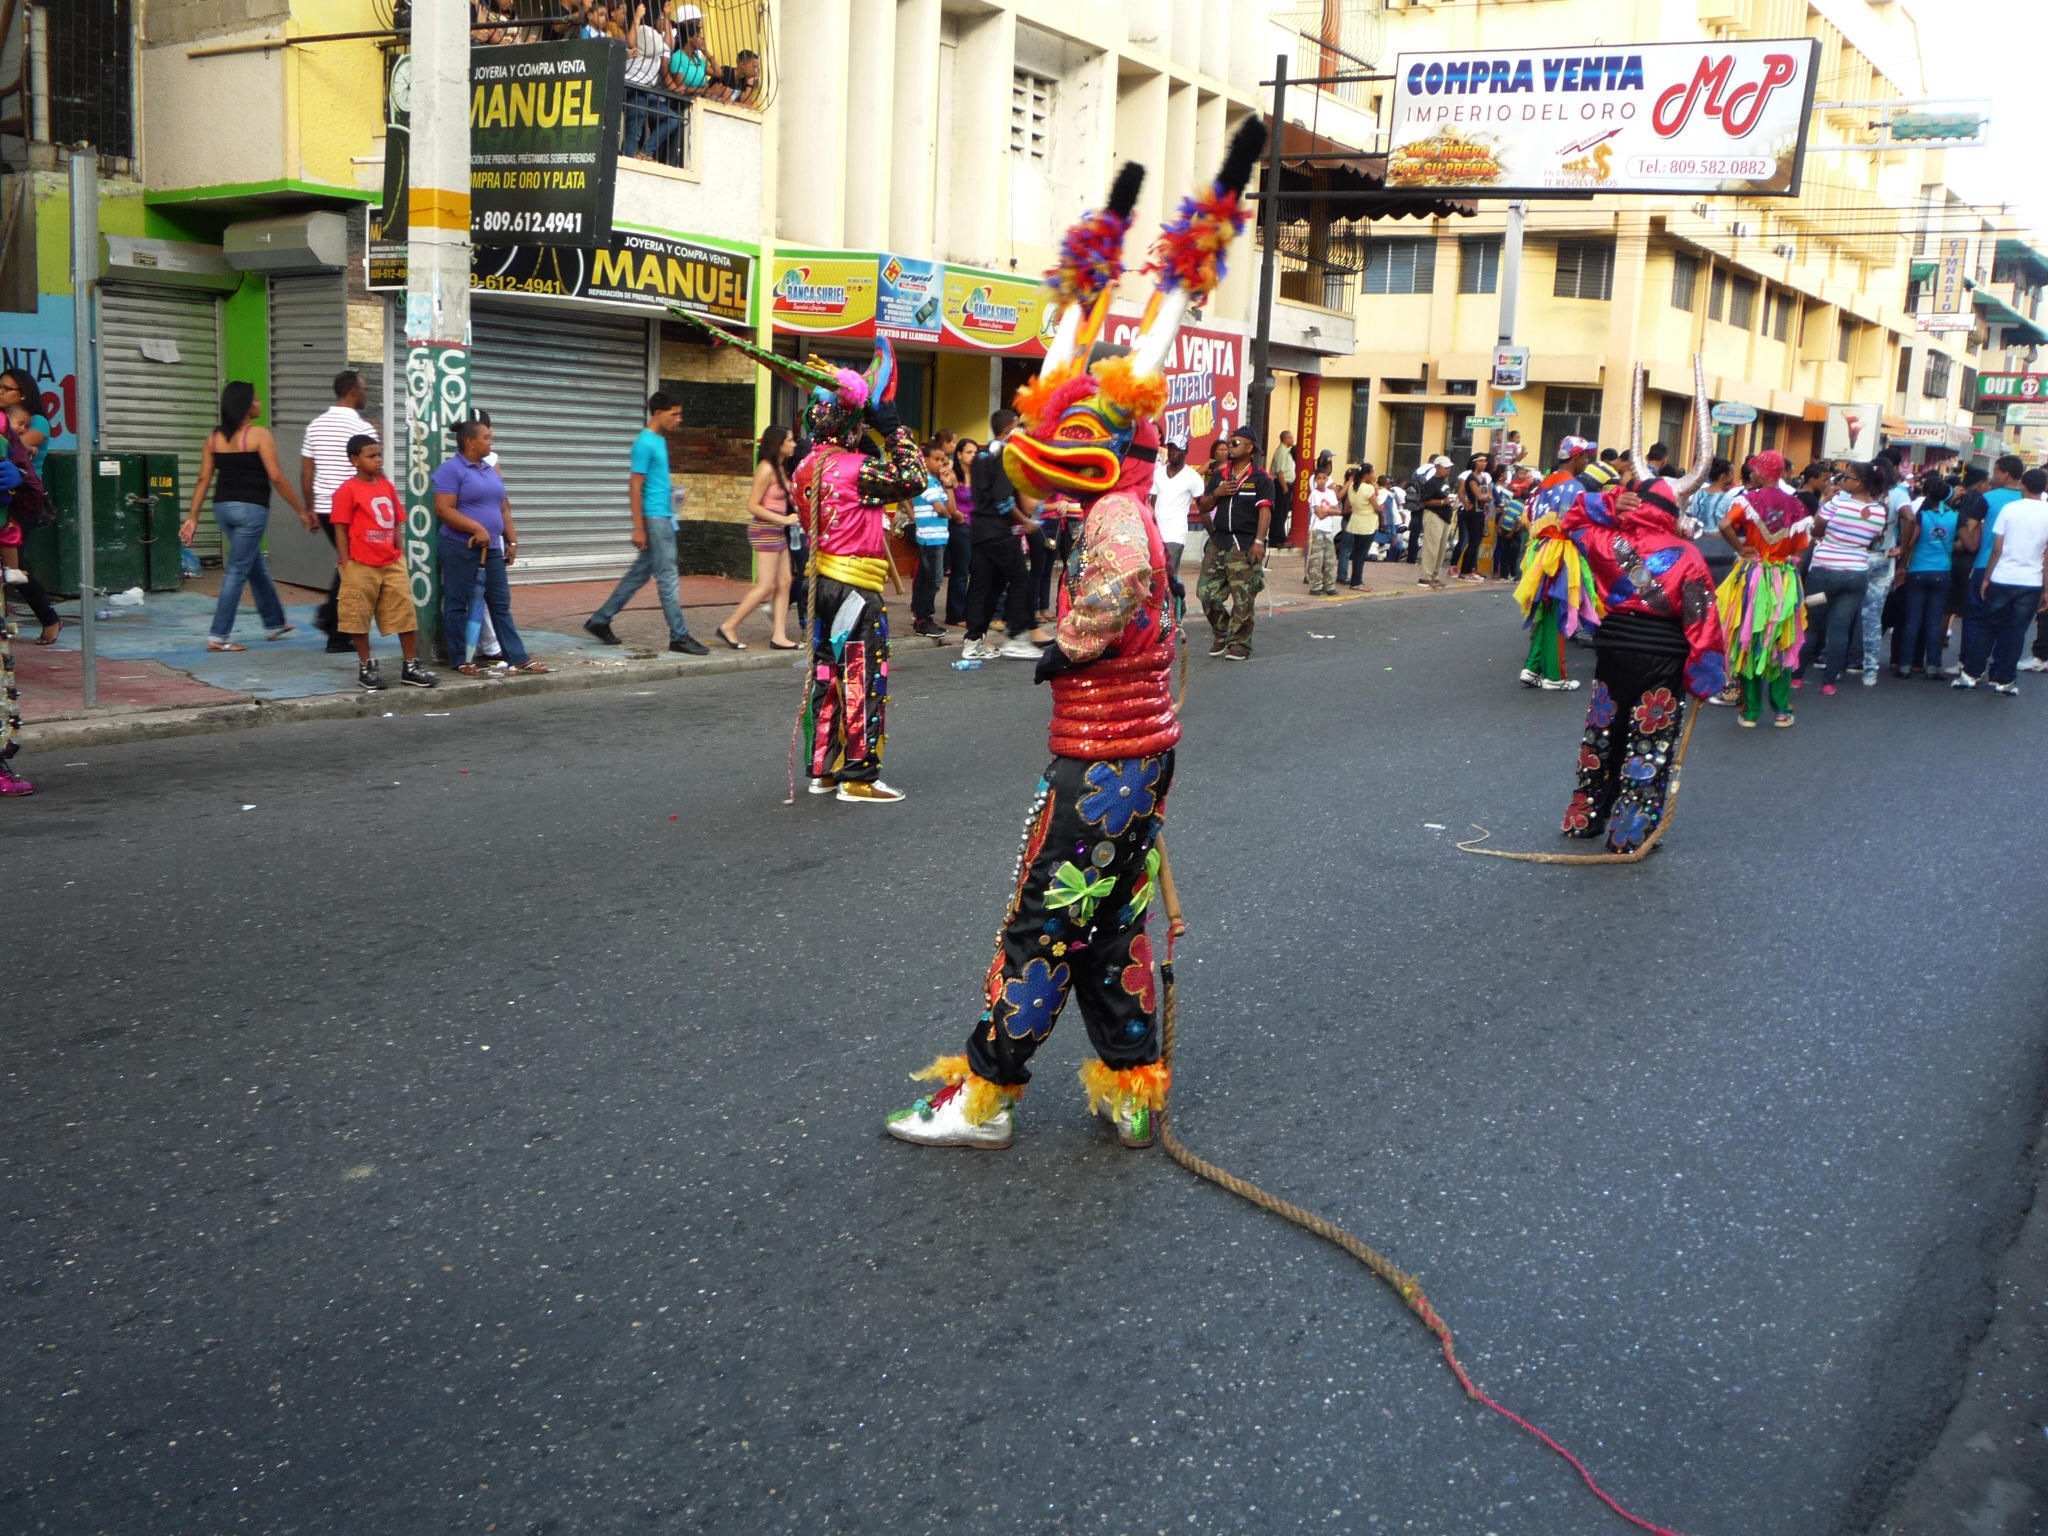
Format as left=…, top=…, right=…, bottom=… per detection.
left=941, top=268, right=1053, bottom=356
left=0, top=297, right=78, bottom=453
left=1387, top=38, right=1821, bottom=197
left=768, top=251, right=879, bottom=341
left=876, top=254, right=943, bottom=344
left=1102, top=315, right=1245, bottom=467
left=1823, top=403, right=1882, bottom=460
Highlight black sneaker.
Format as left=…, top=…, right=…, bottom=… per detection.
left=669, top=635, right=710, bottom=656
left=1225, top=643, right=1251, bottom=661
left=326, top=635, right=358, bottom=654
left=400, top=660, right=438, bottom=688
left=584, top=618, right=622, bottom=645
left=357, top=660, right=386, bottom=692
left=1208, top=636, right=1227, bottom=657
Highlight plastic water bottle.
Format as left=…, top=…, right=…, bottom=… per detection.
left=950, top=658, right=982, bottom=671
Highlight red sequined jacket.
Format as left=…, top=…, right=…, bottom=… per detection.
left=1564, top=494, right=1729, bottom=698
left=1046, top=489, right=1179, bottom=760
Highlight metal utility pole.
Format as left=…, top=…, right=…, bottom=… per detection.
left=1249, top=54, right=1288, bottom=449
left=1488, top=200, right=1525, bottom=457
left=401, top=3, right=472, bottom=655
left=70, top=147, right=96, bottom=707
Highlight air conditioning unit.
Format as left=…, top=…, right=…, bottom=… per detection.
left=223, top=211, right=348, bottom=274
left=1729, top=221, right=1751, bottom=238
left=1774, top=243, right=1797, bottom=261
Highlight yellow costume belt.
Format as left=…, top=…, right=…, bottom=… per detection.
left=814, top=553, right=889, bottom=593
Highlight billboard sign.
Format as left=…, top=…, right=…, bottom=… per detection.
left=368, top=230, right=754, bottom=324
left=1491, top=344, right=1529, bottom=390
left=876, top=254, right=943, bottom=343
left=1711, top=401, right=1758, bottom=426
left=1102, top=315, right=1245, bottom=468
left=1822, top=404, right=1882, bottom=460
left=768, top=251, right=879, bottom=339
left=1931, top=236, right=1970, bottom=317
left=941, top=268, right=1055, bottom=356
left=1977, top=373, right=2048, bottom=401
left=1387, top=38, right=1821, bottom=197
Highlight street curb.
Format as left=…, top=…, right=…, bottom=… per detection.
left=21, top=644, right=904, bottom=753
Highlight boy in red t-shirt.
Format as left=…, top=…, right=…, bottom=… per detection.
left=331, top=436, right=436, bottom=690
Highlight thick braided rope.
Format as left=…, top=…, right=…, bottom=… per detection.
left=1457, top=704, right=1698, bottom=865
left=784, top=460, right=823, bottom=807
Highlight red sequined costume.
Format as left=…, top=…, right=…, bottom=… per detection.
left=1559, top=480, right=1729, bottom=852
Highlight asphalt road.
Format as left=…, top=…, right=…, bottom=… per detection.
left=5, top=589, right=2045, bottom=1536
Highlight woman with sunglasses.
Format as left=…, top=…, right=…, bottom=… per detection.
left=1803, top=459, right=1896, bottom=695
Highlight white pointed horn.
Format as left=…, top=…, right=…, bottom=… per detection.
left=1672, top=354, right=1713, bottom=501
left=1629, top=364, right=1650, bottom=486
left=1039, top=304, right=1085, bottom=378
left=1130, top=291, right=1190, bottom=382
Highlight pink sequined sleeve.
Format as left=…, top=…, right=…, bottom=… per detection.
left=1056, top=495, right=1153, bottom=665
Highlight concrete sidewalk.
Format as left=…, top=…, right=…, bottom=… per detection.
left=3, top=548, right=1505, bottom=752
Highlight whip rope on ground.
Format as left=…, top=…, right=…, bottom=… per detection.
left=1456, top=706, right=1699, bottom=865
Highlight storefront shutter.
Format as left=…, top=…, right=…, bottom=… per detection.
left=468, top=304, right=649, bottom=580
left=98, top=285, right=222, bottom=558
left=266, top=273, right=349, bottom=588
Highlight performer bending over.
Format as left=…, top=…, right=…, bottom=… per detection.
left=1559, top=476, right=1728, bottom=853
left=887, top=126, right=1262, bottom=1149
left=1713, top=451, right=1810, bottom=729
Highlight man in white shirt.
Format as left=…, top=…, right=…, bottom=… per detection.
left=1150, top=438, right=1204, bottom=613
left=300, top=370, right=378, bottom=651
left=1973, top=466, right=2048, bottom=694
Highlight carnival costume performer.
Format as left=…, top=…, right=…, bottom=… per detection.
left=1712, top=450, right=1811, bottom=729
left=1559, top=475, right=1728, bottom=853
left=1513, top=437, right=1604, bottom=691
left=887, top=125, right=1264, bottom=1151
left=0, top=596, right=25, bottom=796
left=791, top=339, right=928, bottom=804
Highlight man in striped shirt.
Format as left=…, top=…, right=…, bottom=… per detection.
left=301, top=371, right=379, bottom=652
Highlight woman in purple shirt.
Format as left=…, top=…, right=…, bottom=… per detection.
left=431, top=419, right=548, bottom=674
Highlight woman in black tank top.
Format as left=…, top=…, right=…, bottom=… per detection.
left=181, top=381, right=310, bottom=651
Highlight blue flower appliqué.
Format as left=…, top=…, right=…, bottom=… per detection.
left=1608, top=572, right=1638, bottom=605
left=1607, top=806, right=1653, bottom=853
left=1587, top=680, right=1617, bottom=729
left=1621, top=753, right=1657, bottom=784
left=1079, top=757, right=1161, bottom=838
left=1000, top=957, right=1071, bottom=1041
left=1686, top=650, right=1728, bottom=698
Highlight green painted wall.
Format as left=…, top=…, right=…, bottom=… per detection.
left=221, top=271, right=269, bottom=406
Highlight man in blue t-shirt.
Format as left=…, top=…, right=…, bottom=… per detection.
left=585, top=391, right=709, bottom=655
left=1956, top=454, right=2026, bottom=679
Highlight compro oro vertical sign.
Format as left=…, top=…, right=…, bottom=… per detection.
left=1388, top=38, right=1821, bottom=196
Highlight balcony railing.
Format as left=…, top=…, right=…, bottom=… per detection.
left=621, top=85, right=694, bottom=170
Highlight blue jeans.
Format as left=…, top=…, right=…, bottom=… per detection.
left=1983, top=581, right=2044, bottom=685
left=1855, top=561, right=1891, bottom=675
left=1807, top=565, right=1868, bottom=685
left=1899, top=570, right=1948, bottom=673
left=622, top=89, right=681, bottom=162
left=590, top=516, right=691, bottom=642
left=440, top=534, right=529, bottom=668
left=209, top=500, right=288, bottom=641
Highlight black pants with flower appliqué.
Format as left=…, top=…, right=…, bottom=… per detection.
left=966, top=750, right=1176, bottom=1088
left=1561, top=641, right=1688, bottom=854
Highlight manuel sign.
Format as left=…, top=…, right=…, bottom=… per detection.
left=1388, top=38, right=1820, bottom=197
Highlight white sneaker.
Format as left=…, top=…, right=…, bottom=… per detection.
left=2021, top=658, right=2048, bottom=673
left=961, top=639, right=1001, bottom=661
left=1951, top=671, right=1980, bottom=690
left=836, top=779, right=905, bottom=804
left=1992, top=681, right=2021, bottom=697
left=807, top=776, right=838, bottom=795
left=1518, top=667, right=1539, bottom=688
left=884, top=1081, right=1014, bottom=1148
left=998, top=638, right=1043, bottom=660
left=1, top=567, right=24, bottom=586
left=1861, top=671, right=1878, bottom=687
left=1539, top=677, right=1581, bottom=691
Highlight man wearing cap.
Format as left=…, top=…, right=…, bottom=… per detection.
left=1413, top=454, right=1458, bottom=588
left=1194, top=425, right=1275, bottom=659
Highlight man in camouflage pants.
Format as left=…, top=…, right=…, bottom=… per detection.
left=1195, top=424, right=1275, bottom=660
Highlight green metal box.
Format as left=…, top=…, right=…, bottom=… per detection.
left=22, top=451, right=184, bottom=596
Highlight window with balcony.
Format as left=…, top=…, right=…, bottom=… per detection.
left=1552, top=239, right=1614, bottom=301
left=41, top=0, right=134, bottom=163
left=1728, top=275, right=1757, bottom=331
left=1458, top=236, right=1500, bottom=295
left=1011, top=70, right=1054, bottom=161
left=1962, top=366, right=1978, bottom=409
left=1670, top=251, right=1699, bottom=312
left=1923, top=352, right=1953, bottom=400
left=1708, top=266, right=1727, bottom=321
left=1364, top=239, right=1435, bottom=296
left=1656, top=395, right=1688, bottom=458
left=1904, top=279, right=1922, bottom=313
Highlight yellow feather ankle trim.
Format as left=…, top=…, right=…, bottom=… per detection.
left=1078, top=1059, right=1171, bottom=1116
left=910, top=1056, right=1022, bottom=1125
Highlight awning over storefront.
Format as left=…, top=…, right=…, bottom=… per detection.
left=1265, top=119, right=1476, bottom=222
left=1972, top=287, right=2048, bottom=346
left=1909, top=259, right=1936, bottom=285
left=1885, top=419, right=1974, bottom=451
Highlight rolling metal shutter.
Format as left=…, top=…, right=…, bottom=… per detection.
left=98, top=285, right=222, bottom=557
left=469, top=304, right=649, bottom=580
left=265, top=273, right=350, bottom=588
